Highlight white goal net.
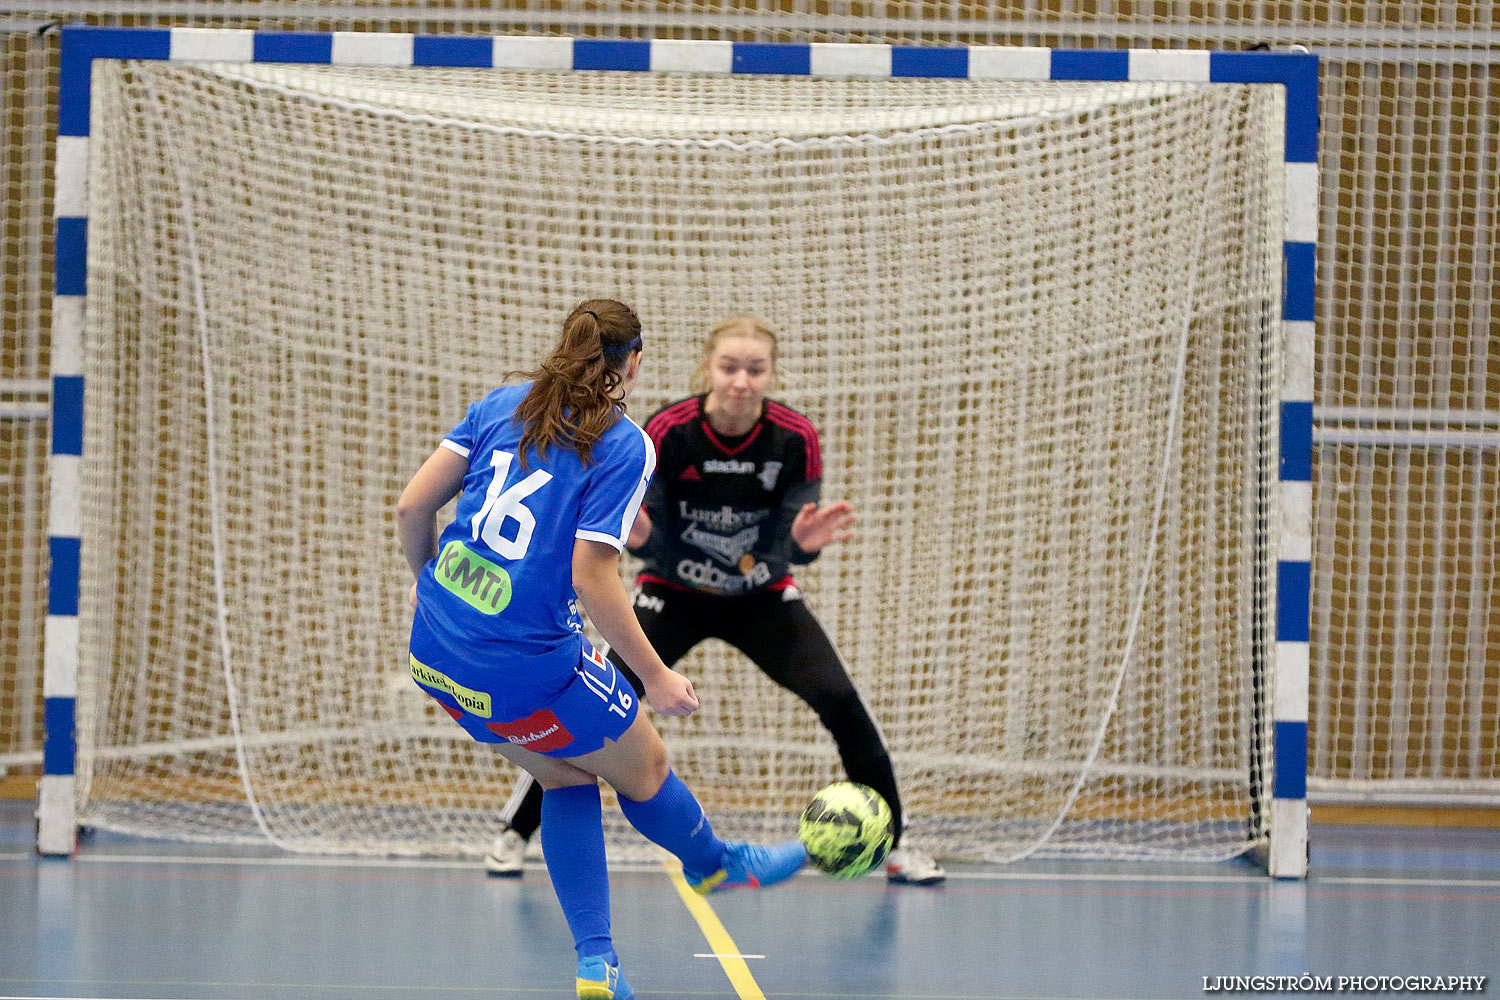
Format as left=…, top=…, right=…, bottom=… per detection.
left=78, top=59, right=1284, bottom=861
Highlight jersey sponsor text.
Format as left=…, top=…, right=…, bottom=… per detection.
left=681, top=522, right=760, bottom=566
left=676, top=501, right=765, bottom=531
left=485, top=708, right=575, bottom=753
left=435, top=539, right=512, bottom=614
left=676, top=556, right=772, bottom=592
left=410, top=654, right=493, bottom=718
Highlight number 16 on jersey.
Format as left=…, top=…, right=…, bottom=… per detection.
left=471, top=449, right=552, bottom=560
left=577, top=646, right=634, bottom=719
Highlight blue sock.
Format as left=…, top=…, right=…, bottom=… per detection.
left=539, top=783, right=615, bottom=964
left=616, top=770, right=725, bottom=880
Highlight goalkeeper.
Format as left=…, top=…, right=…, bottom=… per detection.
left=485, top=315, right=945, bottom=887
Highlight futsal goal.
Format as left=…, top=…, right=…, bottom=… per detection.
left=41, top=28, right=1317, bottom=877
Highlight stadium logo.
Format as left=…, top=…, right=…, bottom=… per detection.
left=703, top=458, right=755, bottom=474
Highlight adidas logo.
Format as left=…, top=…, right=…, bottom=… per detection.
left=679, top=466, right=702, bottom=481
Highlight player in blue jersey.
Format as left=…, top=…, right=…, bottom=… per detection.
left=398, top=300, right=806, bottom=1000
left=484, top=315, right=946, bottom=887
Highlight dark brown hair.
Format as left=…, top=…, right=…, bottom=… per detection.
left=510, top=299, right=643, bottom=467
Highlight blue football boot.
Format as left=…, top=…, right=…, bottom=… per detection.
left=686, top=838, right=807, bottom=894
left=575, top=955, right=633, bottom=1000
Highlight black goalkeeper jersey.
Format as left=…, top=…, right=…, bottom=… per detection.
left=627, top=394, right=822, bottom=596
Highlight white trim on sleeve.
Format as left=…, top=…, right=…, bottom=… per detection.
left=618, top=418, right=657, bottom=541
left=440, top=439, right=470, bottom=459
left=576, top=529, right=626, bottom=552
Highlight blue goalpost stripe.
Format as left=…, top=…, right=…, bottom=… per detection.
left=413, top=35, right=493, bottom=68
left=47, top=536, right=81, bottom=617
left=574, top=39, right=650, bottom=72
left=1050, top=49, right=1129, bottom=81
left=1272, top=720, right=1308, bottom=800
left=44, top=697, right=77, bottom=776
left=1208, top=51, right=1319, bottom=163
left=1283, top=241, right=1316, bottom=323
left=891, top=46, right=968, bottom=78
left=1280, top=401, right=1314, bottom=482
left=51, top=375, right=84, bottom=457
left=1277, top=561, right=1312, bottom=644
left=732, top=42, right=811, bottom=75
left=54, top=216, right=86, bottom=296
left=253, top=31, right=334, bottom=65
left=56, top=27, right=1321, bottom=97
left=58, top=27, right=172, bottom=136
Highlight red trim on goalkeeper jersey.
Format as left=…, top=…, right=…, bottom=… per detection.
left=637, top=572, right=797, bottom=593
left=764, top=400, right=821, bottom=479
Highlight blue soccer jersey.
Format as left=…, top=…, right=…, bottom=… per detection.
left=411, top=383, right=655, bottom=716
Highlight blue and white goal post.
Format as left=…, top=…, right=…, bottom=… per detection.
left=40, top=26, right=1316, bottom=876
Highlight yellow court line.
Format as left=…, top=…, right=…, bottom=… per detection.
left=663, top=862, right=768, bottom=1000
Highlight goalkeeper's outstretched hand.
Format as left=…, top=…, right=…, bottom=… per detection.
left=790, top=501, right=856, bottom=555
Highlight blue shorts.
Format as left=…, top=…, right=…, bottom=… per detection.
left=407, top=627, right=638, bottom=759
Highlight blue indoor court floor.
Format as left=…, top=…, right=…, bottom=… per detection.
left=2, top=801, right=1496, bottom=1000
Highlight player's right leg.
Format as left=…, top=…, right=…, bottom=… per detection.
left=489, top=581, right=695, bottom=878
left=489, top=745, right=635, bottom=1000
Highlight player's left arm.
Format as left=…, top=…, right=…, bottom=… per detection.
left=573, top=539, right=697, bottom=717
left=789, top=494, right=856, bottom=558
left=625, top=479, right=663, bottom=553
left=777, top=427, right=855, bottom=563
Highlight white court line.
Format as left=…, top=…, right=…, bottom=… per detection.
left=942, top=870, right=1500, bottom=887
left=940, top=870, right=1271, bottom=884
left=58, top=853, right=677, bottom=870
left=30, top=855, right=1267, bottom=880
left=1316, top=875, right=1500, bottom=888
left=14, top=853, right=1498, bottom=888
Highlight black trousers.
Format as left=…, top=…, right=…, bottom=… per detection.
left=503, top=580, right=904, bottom=848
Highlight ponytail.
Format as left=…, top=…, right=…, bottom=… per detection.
left=510, top=299, right=643, bottom=467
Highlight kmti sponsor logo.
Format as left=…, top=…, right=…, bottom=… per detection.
left=435, top=539, right=512, bottom=614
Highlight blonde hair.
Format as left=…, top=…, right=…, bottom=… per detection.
left=510, top=299, right=642, bottom=467
left=691, top=315, right=779, bottom=394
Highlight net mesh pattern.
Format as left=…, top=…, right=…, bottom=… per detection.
left=78, top=62, right=1285, bottom=859
left=0, top=32, right=52, bottom=786
left=0, top=0, right=1494, bottom=825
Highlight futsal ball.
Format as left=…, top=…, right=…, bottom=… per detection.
left=798, top=781, right=895, bottom=879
